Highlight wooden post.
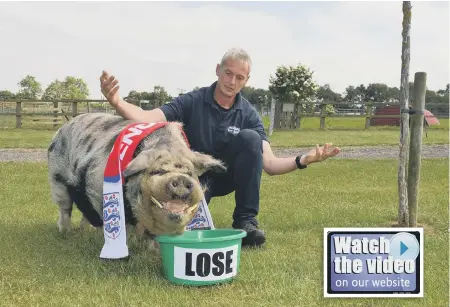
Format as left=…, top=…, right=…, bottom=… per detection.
left=398, top=1, right=412, bottom=226
left=407, top=72, right=426, bottom=227
left=72, top=101, right=78, bottom=118
left=53, top=101, right=59, bottom=129
left=320, top=103, right=327, bottom=129
left=87, top=101, right=91, bottom=113
left=365, top=104, right=373, bottom=129
left=274, top=100, right=283, bottom=129
left=16, top=101, right=22, bottom=128
left=297, top=103, right=302, bottom=130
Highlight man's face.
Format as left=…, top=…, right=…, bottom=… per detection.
left=215, top=58, right=250, bottom=98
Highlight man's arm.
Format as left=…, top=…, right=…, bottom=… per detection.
left=262, top=140, right=341, bottom=176
left=244, top=109, right=306, bottom=176
left=114, top=93, right=192, bottom=124
left=115, top=98, right=167, bottom=122
left=100, top=70, right=185, bottom=123
left=262, top=141, right=308, bottom=176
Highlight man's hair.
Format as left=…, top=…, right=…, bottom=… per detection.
left=219, top=47, right=252, bottom=75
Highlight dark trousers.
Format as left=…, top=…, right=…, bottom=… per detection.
left=199, top=129, right=263, bottom=226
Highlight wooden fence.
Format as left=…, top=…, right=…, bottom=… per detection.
left=273, top=100, right=448, bottom=130
left=274, top=101, right=374, bottom=130
left=0, top=99, right=116, bottom=129
left=0, top=99, right=447, bottom=130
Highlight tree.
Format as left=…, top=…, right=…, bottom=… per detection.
left=315, top=84, right=340, bottom=114
left=177, top=88, right=187, bottom=96
left=42, top=80, right=65, bottom=100
left=269, top=64, right=319, bottom=129
left=436, top=84, right=449, bottom=95
left=126, top=90, right=142, bottom=101
left=17, top=75, right=42, bottom=99
left=269, top=64, right=319, bottom=103
left=42, top=76, right=90, bottom=100
left=152, top=85, right=172, bottom=107
left=241, top=86, right=272, bottom=115
left=365, top=83, right=390, bottom=102
left=139, top=91, right=152, bottom=101
left=387, top=86, right=400, bottom=102
left=316, top=84, right=342, bottom=102
left=344, top=85, right=367, bottom=109
left=0, top=90, right=15, bottom=100
left=63, top=76, right=90, bottom=100
left=429, top=84, right=449, bottom=115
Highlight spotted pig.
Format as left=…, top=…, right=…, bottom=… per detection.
left=47, top=113, right=225, bottom=242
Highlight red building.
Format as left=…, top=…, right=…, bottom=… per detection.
left=370, top=105, right=440, bottom=127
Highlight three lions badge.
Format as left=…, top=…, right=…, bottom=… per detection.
left=103, top=192, right=122, bottom=239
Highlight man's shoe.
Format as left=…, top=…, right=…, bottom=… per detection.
left=233, top=220, right=266, bottom=247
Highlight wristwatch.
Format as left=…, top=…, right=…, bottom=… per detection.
left=295, top=155, right=307, bottom=169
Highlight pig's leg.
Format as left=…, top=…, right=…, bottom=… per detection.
left=135, top=224, right=160, bottom=252
left=49, top=179, right=74, bottom=233
left=79, top=215, right=92, bottom=230
left=135, top=222, right=146, bottom=237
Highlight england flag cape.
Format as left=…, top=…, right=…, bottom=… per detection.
left=100, top=122, right=215, bottom=260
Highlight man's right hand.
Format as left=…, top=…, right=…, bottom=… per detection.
left=100, top=70, right=120, bottom=107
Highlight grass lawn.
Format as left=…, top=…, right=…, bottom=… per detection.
left=0, top=159, right=448, bottom=307
left=0, top=116, right=448, bottom=149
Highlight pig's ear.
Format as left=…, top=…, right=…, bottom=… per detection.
left=123, top=150, right=153, bottom=178
left=192, top=152, right=227, bottom=175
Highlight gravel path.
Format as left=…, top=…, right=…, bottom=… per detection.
left=0, top=145, right=448, bottom=162
left=273, top=144, right=449, bottom=159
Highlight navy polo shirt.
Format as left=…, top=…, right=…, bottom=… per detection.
left=159, top=81, right=268, bottom=158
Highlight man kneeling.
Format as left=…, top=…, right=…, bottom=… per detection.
left=99, top=47, right=341, bottom=247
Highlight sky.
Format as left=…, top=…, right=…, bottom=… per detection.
left=0, top=1, right=448, bottom=99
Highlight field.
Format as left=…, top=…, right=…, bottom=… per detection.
left=0, top=116, right=449, bottom=149
left=0, top=159, right=448, bottom=307
left=1, top=114, right=448, bottom=306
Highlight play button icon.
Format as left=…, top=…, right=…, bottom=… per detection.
left=389, top=232, right=420, bottom=261
left=400, top=241, right=408, bottom=255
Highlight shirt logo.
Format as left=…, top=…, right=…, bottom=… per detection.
left=227, top=126, right=240, bottom=135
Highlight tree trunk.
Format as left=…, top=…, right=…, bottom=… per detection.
left=268, top=98, right=276, bottom=136
left=398, top=1, right=412, bottom=226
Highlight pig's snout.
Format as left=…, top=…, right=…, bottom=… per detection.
left=168, top=176, right=194, bottom=199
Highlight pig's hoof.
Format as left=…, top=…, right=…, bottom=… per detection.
left=135, top=223, right=146, bottom=237
left=79, top=216, right=92, bottom=231
left=148, top=240, right=160, bottom=253
left=58, top=214, right=72, bottom=233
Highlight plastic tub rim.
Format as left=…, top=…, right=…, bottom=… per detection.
left=154, top=228, right=247, bottom=244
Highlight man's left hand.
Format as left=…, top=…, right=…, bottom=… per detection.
left=302, top=143, right=341, bottom=165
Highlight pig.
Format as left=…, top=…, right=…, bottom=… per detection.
left=47, top=112, right=226, bottom=246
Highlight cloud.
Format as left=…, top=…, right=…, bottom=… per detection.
left=0, top=1, right=447, bottom=99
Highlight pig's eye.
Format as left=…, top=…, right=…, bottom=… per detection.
left=148, top=170, right=168, bottom=176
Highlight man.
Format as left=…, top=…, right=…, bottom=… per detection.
left=100, top=47, right=340, bottom=247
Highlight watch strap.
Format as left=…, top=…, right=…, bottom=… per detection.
left=295, top=155, right=307, bottom=169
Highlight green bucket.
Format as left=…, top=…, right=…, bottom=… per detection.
left=154, top=229, right=247, bottom=286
